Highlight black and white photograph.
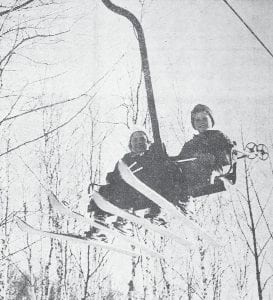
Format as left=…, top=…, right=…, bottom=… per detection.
left=1, top=1, right=273, bottom=299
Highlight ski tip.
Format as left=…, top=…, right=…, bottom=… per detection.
left=48, top=192, right=66, bottom=213
left=15, top=217, right=29, bottom=232
left=48, top=192, right=58, bottom=204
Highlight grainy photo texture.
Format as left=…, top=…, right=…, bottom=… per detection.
left=0, top=0, right=273, bottom=299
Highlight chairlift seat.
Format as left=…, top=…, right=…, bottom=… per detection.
left=190, top=162, right=237, bottom=198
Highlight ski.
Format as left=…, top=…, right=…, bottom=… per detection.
left=16, top=217, right=140, bottom=257
left=49, top=194, right=164, bottom=259
left=92, top=191, right=193, bottom=247
left=118, top=160, right=223, bottom=247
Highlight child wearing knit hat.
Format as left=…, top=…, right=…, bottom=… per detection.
left=177, top=104, right=234, bottom=197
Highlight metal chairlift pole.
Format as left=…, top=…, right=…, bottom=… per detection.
left=101, top=0, right=164, bottom=158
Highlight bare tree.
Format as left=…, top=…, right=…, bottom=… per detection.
left=230, top=157, right=273, bottom=300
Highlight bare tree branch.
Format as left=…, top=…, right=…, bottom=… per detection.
left=0, top=239, right=41, bottom=262
left=0, top=94, right=87, bottom=125
left=230, top=195, right=254, bottom=256
left=0, top=31, right=68, bottom=66
left=0, top=0, right=35, bottom=17
left=258, top=235, right=272, bottom=257
left=250, top=176, right=273, bottom=242
left=262, top=274, right=273, bottom=291
left=0, top=93, right=96, bottom=158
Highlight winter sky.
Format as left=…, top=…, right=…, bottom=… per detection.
left=2, top=0, right=273, bottom=194
left=21, top=0, right=273, bottom=154
left=5, top=0, right=272, bottom=154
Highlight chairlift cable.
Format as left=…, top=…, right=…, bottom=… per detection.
left=222, top=0, right=273, bottom=59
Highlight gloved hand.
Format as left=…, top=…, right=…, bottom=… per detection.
left=106, top=171, right=121, bottom=184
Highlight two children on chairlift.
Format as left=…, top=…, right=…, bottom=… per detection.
left=88, top=104, right=233, bottom=223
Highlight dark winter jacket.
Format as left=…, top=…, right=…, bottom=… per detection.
left=99, top=143, right=187, bottom=214
left=177, top=130, right=234, bottom=189
left=105, top=146, right=157, bottom=185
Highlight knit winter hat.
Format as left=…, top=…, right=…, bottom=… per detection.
left=191, top=104, right=215, bottom=129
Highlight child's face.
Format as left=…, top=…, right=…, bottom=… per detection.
left=193, top=111, right=213, bottom=133
left=130, top=131, right=149, bottom=154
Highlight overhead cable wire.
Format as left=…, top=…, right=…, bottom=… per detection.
left=222, top=0, right=273, bottom=60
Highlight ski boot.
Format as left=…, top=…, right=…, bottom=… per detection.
left=85, top=227, right=108, bottom=242
left=143, top=207, right=167, bottom=227
left=111, top=216, right=129, bottom=235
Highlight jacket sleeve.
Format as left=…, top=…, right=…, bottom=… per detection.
left=105, top=162, right=120, bottom=184
left=105, top=153, right=132, bottom=184
left=211, top=130, right=234, bottom=151
left=178, top=140, right=196, bottom=159
left=210, top=131, right=234, bottom=167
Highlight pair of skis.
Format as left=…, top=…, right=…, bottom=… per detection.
left=16, top=194, right=167, bottom=258
left=16, top=191, right=187, bottom=258
left=117, top=161, right=222, bottom=247
left=17, top=161, right=222, bottom=257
